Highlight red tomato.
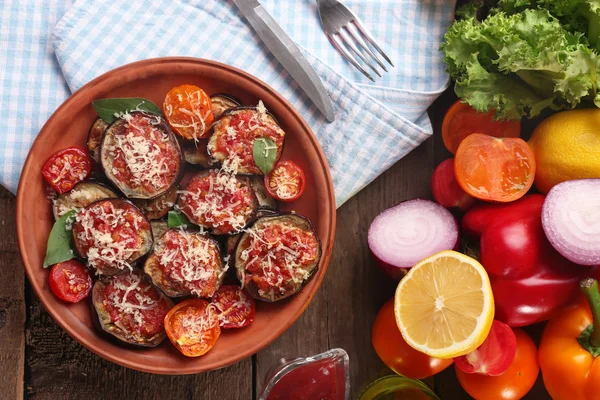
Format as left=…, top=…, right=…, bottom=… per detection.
left=212, top=285, right=256, bottom=329
left=164, top=299, right=220, bottom=357
left=164, top=84, right=214, bottom=140
left=372, top=299, right=453, bottom=379
left=264, top=161, right=306, bottom=202
left=442, top=101, right=521, bottom=154
left=42, top=147, right=92, bottom=194
left=456, top=329, right=539, bottom=400
left=431, top=158, right=476, bottom=211
left=48, top=260, right=93, bottom=303
left=454, top=320, right=517, bottom=376
left=455, top=134, right=535, bottom=203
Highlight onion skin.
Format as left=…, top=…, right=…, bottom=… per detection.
left=368, top=199, right=460, bottom=280
left=542, top=179, right=600, bottom=266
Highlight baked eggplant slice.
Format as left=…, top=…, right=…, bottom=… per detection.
left=207, top=107, right=285, bottom=175
left=234, top=213, right=321, bottom=302
left=177, top=169, right=259, bottom=235
left=101, top=111, right=183, bottom=199
left=72, top=199, right=153, bottom=276
left=225, top=209, right=278, bottom=257
left=211, top=94, right=241, bottom=120
left=182, top=139, right=214, bottom=168
left=249, top=175, right=277, bottom=210
left=144, top=229, right=224, bottom=298
left=92, top=271, right=173, bottom=347
left=150, top=220, right=169, bottom=242
left=87, top=118, right=108, bottom=163
left=133, top=185, right=178, bottom=220
left=52, top=181, right=118, bottom=220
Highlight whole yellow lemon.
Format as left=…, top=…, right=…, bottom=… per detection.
left=528, top=109, right=600, bottom=194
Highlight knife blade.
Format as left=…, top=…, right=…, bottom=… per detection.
left=232, top=0, right=335, bottom=123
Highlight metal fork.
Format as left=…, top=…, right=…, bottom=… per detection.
left=316, top=0, right=394, bottom=82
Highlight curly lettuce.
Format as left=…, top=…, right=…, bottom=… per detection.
left=441, top=2, right=600, bottom=120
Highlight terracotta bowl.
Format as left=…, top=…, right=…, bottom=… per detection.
left=16, top=58, right=336, bottom=374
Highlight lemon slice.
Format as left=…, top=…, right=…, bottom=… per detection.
left=394, top=250, right=494, bottom=359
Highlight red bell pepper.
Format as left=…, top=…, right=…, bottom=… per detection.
left=462, top=194, right=586, bottom=327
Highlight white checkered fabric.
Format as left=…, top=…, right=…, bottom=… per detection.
left=0, top=0, right=456, bottom=206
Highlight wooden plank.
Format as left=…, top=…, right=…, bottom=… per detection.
left=0, top=188, right=25, bottom=400
left=25, top=289, right=252, bottom=399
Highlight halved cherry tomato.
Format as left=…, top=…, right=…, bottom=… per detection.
left=164, top=299, right=220, bottom=357
left=42, top=147, right=92, bottom=194
left=372, top=299, right=453, bottom=379
left=212, top=285, right=255, bottom=329
left=431, top=158, right=476, bottom=212
left=164, top=84, right=214, bottom=140
left=264, top=161, right=306, bottom=202
left=454, top=320, right=517, bottom=376
left=48, top=260, right=93, bottom=303
left=442, top=101, right=521, bottom=154
left=455, top=134, right=535, bottom=203
left=455, top=329, right=539, bottom=400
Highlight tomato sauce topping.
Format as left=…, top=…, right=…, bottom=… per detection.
left=100, top=272, right=171, bottom=340
left=178, top=170, right=256, bottom=234
left=153, top=230, right=223, bottom=297
left=105, top=112, right=180, bottom=196
left=210, top=106, right=285, bottom=174
left=238, top=219, right=320, bottom=299
left=72, top=200, right=150, bottom=274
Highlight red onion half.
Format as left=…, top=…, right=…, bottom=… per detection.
left=368, top=199, right=459, bottom=279
left=542, top=179, right=600, bottom=266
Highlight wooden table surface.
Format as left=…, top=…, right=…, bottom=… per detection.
left=0, top=88, right=555, bottom=399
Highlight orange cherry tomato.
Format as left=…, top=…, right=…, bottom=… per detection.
left=164, top=299, right=220, bottom=357
left=264, top=161, right=306, bottom=202
left=164, top=84, right=214, bottom=140
left=454, top=133, right=535, bottom=202
left=442, top=101, right=521, bottom=154
left=455, top=329, right=539, bottom=400
left=372, top=299, right=453, bottom=379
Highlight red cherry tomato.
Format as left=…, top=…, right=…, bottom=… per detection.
left=454, top=320, right=517, bottom=376
left=455, top=134, right=535, bottom=203
left=212, top=285, right=256, bottom=329
left=442, top=101, right=521, bottom=154
left=264, top=161, right=306, bottom=202
left=456, top=329, right=539, bottom=400
left=42, top=147, right=92, bottom=194
left=372, top=299, right=453, bottom=379
left=48, top=260, right=93, bottom=303
left=431, top=158, right=476, bottom=212
left=164, top=299, right=220, bottom=357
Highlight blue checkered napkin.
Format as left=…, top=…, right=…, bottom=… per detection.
left=1, top=0, right=456, bottom=207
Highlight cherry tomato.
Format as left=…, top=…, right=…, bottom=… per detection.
left=42, top=147, right=92, bottom=194
left=455, top=134, right=535, bottom=203
left=442, top=101, right=521, bottom=154
left=164, top=84, right=214, bottom=140
left=48, top=260, right=93, bottom=303
left=212, top=285, right=256, bottom=329
left=456, top=329, right=539, bottom=400
left=264, top=161, right=306, bottom=202
left=164, top=299, right=220, bottom=357
left=372, top=299, right=453, bottom=379
left=431, top=158, right=476, bottom=212
left=455, top=320, right=517, bottom=376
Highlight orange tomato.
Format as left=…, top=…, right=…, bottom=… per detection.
left=455, top=329, right=539, bottom=400
left=164, top=84, right=214, bottom=140
left=372, top=299, right=453, bottom=379
left=442, top=101, right=521, bottom=154
left=454, top=133, right=535, bottom=202
left=164, top=299, right=220, bottom=357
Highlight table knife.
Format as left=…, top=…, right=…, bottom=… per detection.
left=232, top=0, right=336, bottom=123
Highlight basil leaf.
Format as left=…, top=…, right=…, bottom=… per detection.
left=92, top=98, right=162, bottom=123
left=168, top=211, right=194, bottom=229
left=43, top=210, right=77, bottom=268
left=253, top=138, right=278, bottom=175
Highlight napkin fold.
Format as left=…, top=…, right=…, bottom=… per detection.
left=1, top=0, right=455, bottom=206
